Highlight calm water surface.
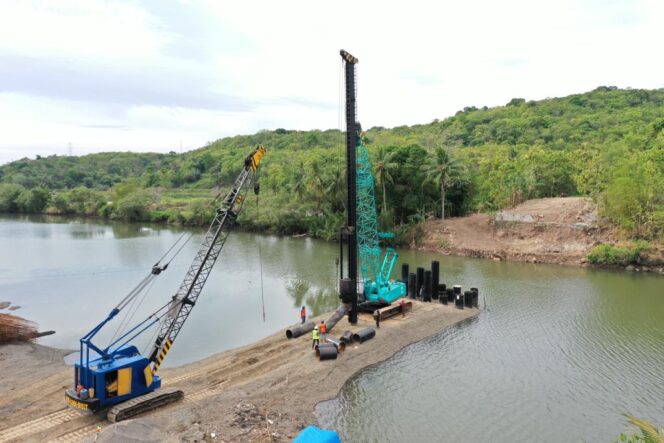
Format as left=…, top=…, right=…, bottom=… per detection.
left=0, top=215, right=340, bottom=367
left=318, top=249, right=664, bottom=442
left=1, top=216, right=663, bottom=442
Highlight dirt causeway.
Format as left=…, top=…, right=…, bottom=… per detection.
left=0, top=301, right=477, bottom=442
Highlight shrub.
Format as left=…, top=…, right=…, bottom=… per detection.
left=0, top=183, right=25, bottom=212
left=587, top=241, right=650, bottom=266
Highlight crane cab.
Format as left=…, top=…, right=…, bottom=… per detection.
left=65, top=345, right=160, bottom=413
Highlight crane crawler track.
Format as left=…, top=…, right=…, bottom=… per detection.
left=107, top=387, right=183, bottom=422
left=0, top=409, right=84, bottom=443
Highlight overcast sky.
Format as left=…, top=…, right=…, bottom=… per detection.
left=1, top=0, right=662, bottom=165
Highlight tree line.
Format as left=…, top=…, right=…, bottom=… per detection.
left=1, top=86, right=662, bottom=241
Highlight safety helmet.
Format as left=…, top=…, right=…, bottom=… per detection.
left=314, top=326, right=319, bottom=330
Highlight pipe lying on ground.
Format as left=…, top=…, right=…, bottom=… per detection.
left=325, top=337, right=346, bottom=352
left=315, top=343, right=336, bottom=357
left=340, top=330, right=354, bottom=344
left=373, top=300, right=412, bottom=323
left=286, top=321, right=315, bottom=339
left=325, top=305, right=349, bottom=334
left=318, top=345, right=338, bottom=360
left=352, top=327, right=376, bottom=343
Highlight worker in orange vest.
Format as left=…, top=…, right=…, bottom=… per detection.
left=300, top=306, right=307, bottom=324
left=319, top=321, right=327, bottom=342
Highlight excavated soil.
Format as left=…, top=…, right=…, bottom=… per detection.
left=420, top=197, right=614, bottom=265
left=0, top=301, right=477, bottom=442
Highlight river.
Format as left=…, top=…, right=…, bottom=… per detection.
left=1, top=215, right=663, bottom=441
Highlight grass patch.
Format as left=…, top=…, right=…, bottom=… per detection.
left=587, top=241, right=650, bottom=266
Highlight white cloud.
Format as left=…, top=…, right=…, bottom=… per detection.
left=0, top=0, right=662, bottom=165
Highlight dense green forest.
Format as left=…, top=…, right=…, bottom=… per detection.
left=1, top=86, right=663, bottom=242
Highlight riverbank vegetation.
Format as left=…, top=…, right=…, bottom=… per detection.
left=1, top=87, right=663, bottom=246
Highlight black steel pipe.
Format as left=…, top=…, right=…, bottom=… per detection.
left=318, top=345, right=338, bottom=360
left=340, top=330, right=354, bottom=344
left=325, top=337, right=346, bottom=352
left=455, top=292, right=464, bottom=309
left=326, top=305, right=349, bottom=333
left=464, top=291, right=473, bottom=308
left=315, top=342, right=336, bottom=356
left=439, top=284, right=448, bottom=304
left=447, top=288, right=455, bottom=303
left=352, top=327, right=376, bottom=343
left=416, top=267, right=425, bottom=298
left=431, top=261, right=440, bottom=299
left=423, top=270, right=432, bottom=302
left=286, top=321, right=315, bottom=339
left=401, top=263, right=409, bottom=287
left=408, top=273, right=416, bottom=298
left=471, top=287, right=479, bottom=308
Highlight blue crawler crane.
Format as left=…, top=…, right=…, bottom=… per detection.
left=65, top=145, right=266, bottom=422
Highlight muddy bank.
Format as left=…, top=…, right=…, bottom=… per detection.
left=419, top=197, right=664, bottom=272
left=0, top=301, right=477, bottom=442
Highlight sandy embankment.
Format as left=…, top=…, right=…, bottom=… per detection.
left=420, top=197, right=628, bottom=266
left=0, top=301, right=477, bottom=442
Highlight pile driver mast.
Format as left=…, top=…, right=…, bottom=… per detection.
left=338, top=50, right=405, bottom=321
left=65, top=146, right=266, bottom=421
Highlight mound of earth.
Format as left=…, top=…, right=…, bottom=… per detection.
left=420, top=197, right=614, bottom=265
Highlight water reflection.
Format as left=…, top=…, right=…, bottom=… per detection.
left=286, top=278, right=340, bottom=316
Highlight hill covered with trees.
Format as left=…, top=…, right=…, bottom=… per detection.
left=1, top=86, right=663, bottom=243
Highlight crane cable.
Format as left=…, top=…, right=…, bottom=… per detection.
left=255, top=183, right=266, bottom=322
left=109, top=231, right=192, bottom=345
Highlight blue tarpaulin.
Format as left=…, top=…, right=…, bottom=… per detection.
left=293, top=426, right=341, bottom=443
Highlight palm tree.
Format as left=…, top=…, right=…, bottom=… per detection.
left=373, top=148, right=398, bottom=214
left=423, top=147, right=458, bottom=221
left=290, top=161, right=307, bottom=199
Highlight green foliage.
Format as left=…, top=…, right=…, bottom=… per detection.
left=616, top=415, right=664, bottom=443
left=587, top=241, right=650, bottom=266
left=601, top=148, right=664, bottom=239
left=15, top=187, right=50, bottom=213
left=0, top=87, right=663, bottom=241
left=0, top=183, right=25, bottom=212
left=113, top=190, right=155, bottom=222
